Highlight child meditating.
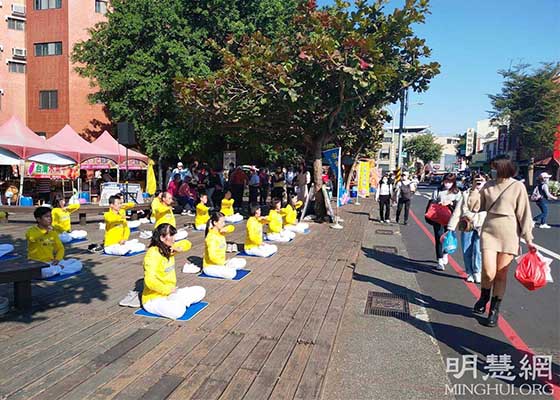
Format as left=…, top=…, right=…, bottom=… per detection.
left=52, top=195, right=88, bottom=243
left=283, top=195, right=309, bottom=233
left=104, top=195, right=146, bottom=255
left=142, top=223, right=206, bottom=319
left=220, top=190, right=243, bottom=223
left=26, top=206, right=83, bottom=278
left=244, top=204, right=278, bottom=257
left=203, top=212, right=247, bottom=279
left=194, top=193, right=210, bottom=231
left=265, top=198, right=296, bottom=242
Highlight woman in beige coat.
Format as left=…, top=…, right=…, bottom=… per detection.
left=468, top=155, right=535, bottom=327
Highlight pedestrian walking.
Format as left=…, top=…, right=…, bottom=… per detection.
left=468, top=155, right=536, bottom=327
left=271, top=167, right=286, bottom=201
left=259, top=168, right=270, bottom=205
left=395, top=171, right=416, bottom=225
left=296, top=164, right=310, bottom=203
left=532, top=172, right=557, bottom=229
left=375, top=174, right=392, bottom=223
left=447, top=173, right=488, bottom=283
left=431, top=173, right=462, bottom=270
left=248, top=168, right=260, bottom=205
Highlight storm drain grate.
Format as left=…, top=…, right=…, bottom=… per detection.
left=372, top=245, right=398, bottom=254
left=364, top=291, right=410, bottom=318
left=375, top=229, right=394, bottom=235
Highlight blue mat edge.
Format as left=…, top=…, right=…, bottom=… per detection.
left=35, top=270, right=82, bottom=282
left=0, top=253, right=20, bottom=261
left=237, top=251, right=276, bottom=258
left=102, top=250, right=146, bottom=257
left=134, top=301, right=208, bottom=321
left=198, top=269, right=251, bottom=280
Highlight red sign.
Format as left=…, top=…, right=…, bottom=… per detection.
left=553, top=125, right=560, bottom=163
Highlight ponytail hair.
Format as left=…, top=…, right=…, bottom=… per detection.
left=205, top=211, right=224, bottom=237
left=53, top=195, right=64, bottom=208
left=149, top=223, right=177, bottom=259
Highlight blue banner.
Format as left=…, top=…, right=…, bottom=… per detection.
left=322, top=147, right=348, bottom=207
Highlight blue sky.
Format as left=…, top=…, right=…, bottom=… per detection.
left=317, top=0, right=560, bottom=136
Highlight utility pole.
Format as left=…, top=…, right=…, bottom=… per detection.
left=397, top=88, right=407, bottom=169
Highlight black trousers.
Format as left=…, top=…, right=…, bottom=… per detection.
left=259, top=185, right=269, bottom=205
left=433, top=223, right=445, bottom=259
left=231, top=184, right=244, bottom=209
left=396, top=199, right=411, bottom=223
left=378, top=195, right=391, bottom=221
left=249, top=186, right=259, bottom=205
left=271, top=187, right=284, bottom=201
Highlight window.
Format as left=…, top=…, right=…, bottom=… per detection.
left=35, top=42, right=62, bottom=56
left=39, top=90, right=58, bottom=109
left=95, top=0, right=107, bottom=14
left=34, top=0, right=62, bottom=10
left=7, top=18, right=25, bottom=31
left=8, top=62, right=26, bottom=73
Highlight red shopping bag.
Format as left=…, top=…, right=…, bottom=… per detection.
left=515, top=251, right=547, bottom=291
left=424, top=203, right=452, bottom=226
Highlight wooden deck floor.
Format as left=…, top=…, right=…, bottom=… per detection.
left=0, top=202, right=369, bottom=400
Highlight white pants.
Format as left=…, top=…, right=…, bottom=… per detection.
left=175, top=229, right=188, bottom=241
left=203, top=258, right=247, bottom=280
left=59, top=230, right=88, bottom=244
left=104, top=239, right=146, bottom=255
left=285, top=223, right=309, bottom=233
left=224, top=214, right=243, bottom=223
left=143, top=286, right=206, bottom=320
left=0, top=243, right=15, bottom=258
left=127, top=220, right=141, bottom=229
left=195, top=224, right=206, bottom=231
left=245, top=244, right=277, bottom=257
left=41, top=258, right=83, bottom=278
left=266, top=229, right=296, bottom=242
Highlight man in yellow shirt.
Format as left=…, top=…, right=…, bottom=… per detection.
left=26, top=206, right=83, bottom=278
left=103, top=195, right=145, bottom=255
left=51, top=196, right=88, bottom=243
left=244, top=204, right=277, bottom=257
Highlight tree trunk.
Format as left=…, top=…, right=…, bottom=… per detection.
left=311, top=140, right=327, bottom=219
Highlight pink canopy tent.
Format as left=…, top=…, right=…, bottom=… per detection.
left=47, top=124, right=120, bottom=163
left=0, top=115, right=77, bottom=160
left=93, top=131, right=148, bottom=167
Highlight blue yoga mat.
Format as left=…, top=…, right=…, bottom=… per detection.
left=227, top=220, right=244, bottom=224
left=265, top=238, right=293, bottom=243
left=237, top=250, right=276, bottom=258
left=134, top=301, right=208, bottom=321
left=102, top=250, right=146, bottom=257
left=65, top=238, right=88, bottom=245
left=0, top=253, right=20, bottom=261
left=130, top=227, right=140, bottom=232
left=37, top=271, right=81, bottom=282
left=198, top=269, right=251, bottom=281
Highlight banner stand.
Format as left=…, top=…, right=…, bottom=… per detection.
left=354, top=165, right=361, bottom=206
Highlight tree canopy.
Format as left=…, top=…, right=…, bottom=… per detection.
left=404, top=133, right=443, bottom=164
left=489, top=62, right=560, bottom=160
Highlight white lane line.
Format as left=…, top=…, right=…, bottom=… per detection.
left=521, top=239, right=560, bottom=261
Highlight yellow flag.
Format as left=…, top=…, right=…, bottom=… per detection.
left=146, top=159, right=156, bottom=195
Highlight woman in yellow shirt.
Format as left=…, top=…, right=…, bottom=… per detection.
left=52, top=196, right=88, bottom=243
left=244, top=204, right=277, bottom=257
left=283, top=195, right=309, bottom=234
left=220, top=190, right=243, bottom=223
left=203, top=212, right=246, bottom=279
left=266, top=198, right=296, bottom=242
left=194, top=193, right=210, bottom=231
left=142, top=223, right=206, bottom=319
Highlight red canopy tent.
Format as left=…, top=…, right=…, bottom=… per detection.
left=93, top=130, right=148, bottom=167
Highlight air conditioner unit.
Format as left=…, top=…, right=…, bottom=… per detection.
left=11, top=4, right=26, bottom=16
left=12, top=47, right=26, bottom=58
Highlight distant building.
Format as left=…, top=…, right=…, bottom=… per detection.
left=434, top=136, right=460, bottom=171
left=377, top=125, right=430, bottom=172
left=475, top=119, right=499, bottom=152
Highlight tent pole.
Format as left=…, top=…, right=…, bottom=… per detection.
left=18, top=161, right=24, bottom=206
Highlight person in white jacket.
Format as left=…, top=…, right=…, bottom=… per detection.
left=447, top=173, right=488, bottom=283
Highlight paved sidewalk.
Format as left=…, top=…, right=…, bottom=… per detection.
left=322, top=204, right=454, bottom=400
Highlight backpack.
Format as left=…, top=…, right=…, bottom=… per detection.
left=530, top=185, right=542, bottom=202
left=400, top=183, right=413, bottom=200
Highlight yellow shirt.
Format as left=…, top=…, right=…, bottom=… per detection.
left=245, top=216, right=267, bottom=250
left=203, top=226, right=234, bottom=266
left=52, top=203, right=80, bottom=233
left=283, top=201, right=303, bottom=226
left=153, top=201, right=176, bottom=228
left=26, top=226, right=64, bottom=264
left=195, top=202, right=210, bottom=227
left=104, top=209, right=130, bottom=246
left=151, top=197, right=161, bottom=217
left=268, top=209, right=285, bottom=234
left=142, top=247, right=177, bottom=304
left=220, top=198, right=235, bottom=216
left=119, top=202, right=134, bottom=218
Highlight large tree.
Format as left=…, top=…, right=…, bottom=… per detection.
left=404, top=133, right=443, bottom=164
left=72, top=0, right=298, bottom=161
left=489, top=62, right=560, bottom=160
left=175, top=0, right=440, bottom=214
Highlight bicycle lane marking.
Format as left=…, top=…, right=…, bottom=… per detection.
left=409, top=209, right=560, bottom=399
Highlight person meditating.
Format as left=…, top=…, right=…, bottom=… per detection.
left=282, top=195, right=309, bottom=234
left=265, top=198, right=296, bottom=242
left=26, top=206, right=83, bottom=278
left=103, top=195, right=145, bottom=255
left=142, top=223, right=206, bottom=319
left=220, top=190, right=243, bottom=223
left=203, top=212, right=247, bottom=279
left=194, top=193, right=210, bottom=231
left=51, top=195, right=88, bottom=243
left=152, top=191, right=188, bottom=241
left=244, top=204, right=278, bottom=257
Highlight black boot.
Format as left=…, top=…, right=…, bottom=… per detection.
left=483, top=297, right=502, bottom=327
left=473, top=288, right=491, bottom=315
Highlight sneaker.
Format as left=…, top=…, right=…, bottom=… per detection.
left=183, top=262, right=201, bottom=274
left=231, top=243, right=238, bottom=253
left=474, top=272, right=481, bottom=283
left=531, top=221, right=536, bottom=228
left=436, top=259, right=445, bottom=271
left=186, top=210, right=195, bottom=217
left=88, top=244, right=104, bottom=254
left=403, top=221, right=408, bottom=225
left=539, top=224, right=551, bottom=229
left=442, top=254, right=449, bottom=265
left=181, top=210, right=188, bottom=216
left=466, top=274, right=474, bottom=282
left=119, top=290, right=140, bottom=307
left=226, top=243, right=232, bottom=253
